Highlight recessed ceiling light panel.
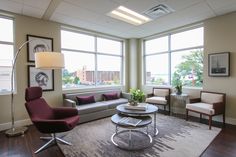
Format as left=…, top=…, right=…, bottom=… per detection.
left=108, top=6, right=151, bottom=26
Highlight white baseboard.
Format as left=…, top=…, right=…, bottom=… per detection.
left=0, top=119, right=32, bottom=131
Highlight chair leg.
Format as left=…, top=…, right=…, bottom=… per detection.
left=168, top=103, right=171, bottom=115
left=209, top=116, right=212, bottom=130
left=186, top=109, right=188, bottom=121
left=35, top=137, right=55, bottom=154
left=56, top=137, right=72, bottom=145
left=223, top=113, right=225, bottom=128
left=35, top=133, right=72, bottom=154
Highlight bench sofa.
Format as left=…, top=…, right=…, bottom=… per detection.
left=63, top=89, right=130, bottom=123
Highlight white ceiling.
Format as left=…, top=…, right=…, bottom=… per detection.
left=0, top=0, right=236, bottom=38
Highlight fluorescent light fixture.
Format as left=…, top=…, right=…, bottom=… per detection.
left=108, top=6, right=151, bottom=26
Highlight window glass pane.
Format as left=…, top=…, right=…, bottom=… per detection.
left=0, top=44, right=14, bottom=66
left=171, top=49, right=203, bottom=87
left=145, top=53, right=169, bottom=85
left=62, top=51, right=95, bottom=88
left=97, top=55, right=121, bottom=85
left=171, top=27, right=203, bottom=50
left=97, top=38, right=121, bottom=55
left=0, top=67, right=11, bottom=92
left=145, top=36, right=168, bottom=54
left=61, top=30, right=95, bottom=51
left=0, top=18, right=13, bottom=42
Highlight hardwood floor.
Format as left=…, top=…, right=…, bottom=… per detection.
left=0, top=115, right=236, bottom=157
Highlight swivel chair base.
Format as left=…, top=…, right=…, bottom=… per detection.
left=35, top=133, right=72, bottom=154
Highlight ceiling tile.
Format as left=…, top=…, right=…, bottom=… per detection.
left=206, top=0, right=236, bottom=15
left=120, top=0, right=161, bottom=13
left=23, top=0, right=51, bottom=10
left=64, top=0, right=119, bottom=14
left=22, top=5, right=45, bottom=18
left=0, top=0, right=23, bottom=14
left=163, top=0, right=204, bottom=11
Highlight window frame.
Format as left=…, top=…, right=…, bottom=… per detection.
left=61, top=28, right=125, bottom=90
left=143, top=25, right=204, bottom=87
left=0, top=16, right=15, bottom=95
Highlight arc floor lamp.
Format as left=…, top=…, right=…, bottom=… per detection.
left=5, top=39, right=64, bottom=137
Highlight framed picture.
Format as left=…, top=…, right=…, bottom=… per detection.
left=28, top=65, right=54, bottom=91
left=27, top=35, right=53, bottom=62
left=208, top=52, right=230, bottom=77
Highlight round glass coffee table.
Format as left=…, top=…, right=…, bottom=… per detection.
left=116, top=103, right=159, bottom=136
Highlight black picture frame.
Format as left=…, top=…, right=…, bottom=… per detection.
left=27, top=65, right=54, bottom=91
left=27, top=34, right=53, bottom=62
left=208, top=52, right=230, bottom=77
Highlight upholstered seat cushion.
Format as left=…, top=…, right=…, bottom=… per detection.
left=186, top=102, right=215, bottom=115
left=146, top=96, right=167, bottom=105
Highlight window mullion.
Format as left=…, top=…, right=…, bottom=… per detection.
left=94, top=37, right=98, bottom=86
left=168, top=34, right=171, bottom=85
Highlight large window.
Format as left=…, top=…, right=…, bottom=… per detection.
left=61, top=30, right=123, bottom=89
left=0, top=17, right=14, bottom=94
left=144, top=27, right=203, bottom=87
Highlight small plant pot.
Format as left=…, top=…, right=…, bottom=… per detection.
left=176, top=90, right=182, bottom=95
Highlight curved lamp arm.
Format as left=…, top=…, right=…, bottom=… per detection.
left=6, top=39, right=64, bottom=137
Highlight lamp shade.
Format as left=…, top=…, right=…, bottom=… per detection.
left=35, top=52, right=64, bottom=69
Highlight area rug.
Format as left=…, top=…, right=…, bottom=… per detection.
left=58, top=114, right=221, bottom=157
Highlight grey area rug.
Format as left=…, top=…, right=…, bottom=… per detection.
left=58, top=114, right=221, bottom=157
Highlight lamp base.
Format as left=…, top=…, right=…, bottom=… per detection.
left=5, top=126, right=28, bottom=137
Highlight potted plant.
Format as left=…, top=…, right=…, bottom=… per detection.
left=175, top=82, right=182, bottom=95
left=129, top=88, right=145, bottom=106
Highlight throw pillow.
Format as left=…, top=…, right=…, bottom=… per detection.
left=103, top=93, right=119, bottom=101
left=76, top=95, right=95, bottom=105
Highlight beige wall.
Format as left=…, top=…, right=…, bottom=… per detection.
left=204, top=12, right=236, bottom=122
left=0, top=15, right=63, bottom=127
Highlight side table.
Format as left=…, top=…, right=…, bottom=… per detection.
left=170, top=93, right=189, bottom=114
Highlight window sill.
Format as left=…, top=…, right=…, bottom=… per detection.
left=62, top=85, right=125, bottom=94
left=143, top=84, right=202, bottom=90
left=0, top=91, right=16, bottom=96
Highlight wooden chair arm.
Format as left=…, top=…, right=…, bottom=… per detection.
left=189, top=98, right=201, bottom=103
left=213, top=102, right=224, bottom=115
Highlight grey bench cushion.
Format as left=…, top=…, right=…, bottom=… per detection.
left=104, top=98, right=128, bottom=109
left=76, top=102, right=108, bottom=115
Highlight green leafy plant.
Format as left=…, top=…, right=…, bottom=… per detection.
left=175, top=83, right=182, bottom=95
left=129, top=88, right=145, bottom=103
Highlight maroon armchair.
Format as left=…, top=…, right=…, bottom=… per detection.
left=25, top=87, right=79, bottom=154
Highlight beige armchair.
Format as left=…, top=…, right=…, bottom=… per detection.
left=186, top=91, right=226, bottom=129
left=146, top=87, right=171, bottom=115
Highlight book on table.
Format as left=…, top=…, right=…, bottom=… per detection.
left=124, top=103, right=148, bottom=111
left=118, top=117, right=142, bottom=126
